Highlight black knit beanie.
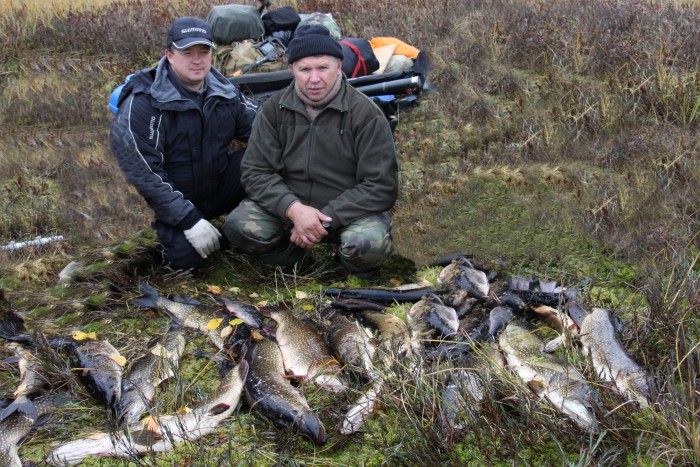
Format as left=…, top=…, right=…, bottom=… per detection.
left=287, top=24, right=343, bottom=64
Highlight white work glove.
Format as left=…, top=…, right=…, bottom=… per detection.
left=183, top=219, right=222, bottom=258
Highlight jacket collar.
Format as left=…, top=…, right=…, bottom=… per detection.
left=146, top=56, right=238, bottom=106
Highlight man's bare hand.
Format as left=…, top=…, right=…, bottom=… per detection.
left=287, top=202, right=332, bottom=248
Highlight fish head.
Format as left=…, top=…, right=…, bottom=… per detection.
left=295, top=411, right=327, bottom=445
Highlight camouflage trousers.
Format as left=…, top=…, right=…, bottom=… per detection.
left=222, top=199, right=392, bottom=274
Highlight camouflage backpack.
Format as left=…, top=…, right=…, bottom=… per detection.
left=296, top=12, right=342, bottom=40
left=214, top=39, right=288, bottom=77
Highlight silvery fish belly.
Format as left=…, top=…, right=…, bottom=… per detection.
left=498, top=320, right=604, bottom=431
left=46, top=362, right=247, bottom=466
left=579, top=308, right=652, bottom=407
left=441, top=342, right=506, bottom=429
left=1, top=342, right=45, bottom=421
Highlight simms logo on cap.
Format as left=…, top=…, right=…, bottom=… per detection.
left=167, top=17, right=216, bottom=50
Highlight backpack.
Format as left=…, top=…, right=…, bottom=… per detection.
left=214, top=38, right=288, bottom=77
left=296, top=12, right=342, bottom=40
left=206, top=4, right=265, bottom=44
left=340, top=38, right=379, bottom=78
left=262, top=6, right=301, bottom=35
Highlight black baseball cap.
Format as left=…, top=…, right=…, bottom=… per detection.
left=166, top=16, right=216, bottom=50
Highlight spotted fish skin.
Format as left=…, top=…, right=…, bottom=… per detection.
left=1, top=342, right=46, bottom=421
left=71, top=339, right=124, bottom=411
left=118, top=331, right=186, bottom=424
left=499, top=320, right=605, bottom=431
left=579, top=308, right=652, bottom=407
left=46, top=361, right=247, bottom=465
left=0, top=393, right=66, bottom=467
left=132, top=282, right=235, bottom=350
left=269, top=309, right=346, bottom=393
left=243, top=338, right=327, bottom=445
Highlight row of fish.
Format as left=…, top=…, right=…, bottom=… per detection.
left=0, top=256, right=654, bottom=464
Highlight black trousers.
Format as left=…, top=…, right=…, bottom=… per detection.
left=153, top=148, right=246, bottom=271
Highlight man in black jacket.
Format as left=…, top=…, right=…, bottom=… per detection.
left=110, top=16, right=259, bottom=271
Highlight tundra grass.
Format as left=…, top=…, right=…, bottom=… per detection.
left=1, top=0, right=700, bottom=465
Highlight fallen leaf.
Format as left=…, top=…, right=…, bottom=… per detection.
left=295, top=290, right=308, bottom=299
left=207, top=285, right=222, bottom=295
left=177, top=406, right=192, bottom=415
left=72, top=331, right=97, bottom=341
left=206, top=318, right=223, bottom=330
left=150, top=344, right=173, bottom=359
left=249, top=292, right=259, bottom=298
left=109, top=355, right=127, bottom=367
left=301, top=304, right=314, bottom=311
left=229, top=318, right=243, bottom=326
left=220, top=325, right=233, bottom=339
left=257, top=299, right=268, bottom=306
left=228, top=286, right=241, bottom=294
left=390, top=278, right=402, bottom=286
left=251, top=329, right=263, bottom=340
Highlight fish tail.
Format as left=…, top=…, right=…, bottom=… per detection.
left=132, top=282, right=160, bottom=309
left=0, top=395, right=38, bottom=420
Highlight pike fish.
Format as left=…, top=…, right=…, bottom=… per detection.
left=356, top=309, right=415, bottom=358
left=133, top=282, right=239, bottom=351
left=579, top=307, right=652, bottom=407
left=118, top=330, right=187, bottom=424
left=0, top=393, right=67, bottom=467
left=1, top=342, right=46, bottom=421
left=70, top=338, right=124, bottom=410
left=268, top=308, right=346, bottom=392
left=526, top=304, right=578, bottom=352
left=323, top=307, right=379, bottom=381
left=498, top=320, right=604, bottom=431
left=46, top=361, right=248, bottom=465
left=223, top=299, right=346, bottom=392
left=243, top=338, right=327, bottom=445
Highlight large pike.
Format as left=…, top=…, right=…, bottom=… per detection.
left=223, top=299, right=345, bottom=392
left=498, top=320, right=604, bottom=431
left=46, top=361, right=247, bottom=465
left=0, top=393, right=67, bottom=467
left=577, top=307, right=652, bottom=407
left=133, top=282, right=239, bottom=351
left=1, top=342, right=47, bottom=421
left=118, top=330, right=187, bottom=424
left=243, top=338, right=327, bottom=445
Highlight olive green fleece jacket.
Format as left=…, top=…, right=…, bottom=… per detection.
left=240, top=76, right=398, bottom=230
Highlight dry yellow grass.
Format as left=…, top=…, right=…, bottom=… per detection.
left=0, top=0, right=119, bottom=20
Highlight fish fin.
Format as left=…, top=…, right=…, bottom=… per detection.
left=527, top=380, right=547, bottom=395
left=208, top=402, right=232, bottom=416
left=0, top=395, right=38, bottom=420
left=132, top=282, right=160, bottom=308
left=173, top=294, right=201, bottom=306
left=131, top=429, right=164, bottom=446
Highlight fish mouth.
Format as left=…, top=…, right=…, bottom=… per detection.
left=296, top=412, right=327, bottom=445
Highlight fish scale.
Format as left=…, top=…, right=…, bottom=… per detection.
left=498, top=320, right=605, bottom=431
left=244, top=337, right=327, bottom=445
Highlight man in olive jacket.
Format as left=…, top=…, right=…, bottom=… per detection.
left=110, top=17, right=259, bottom=271
left=222, top=24, right=398, bottom=277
